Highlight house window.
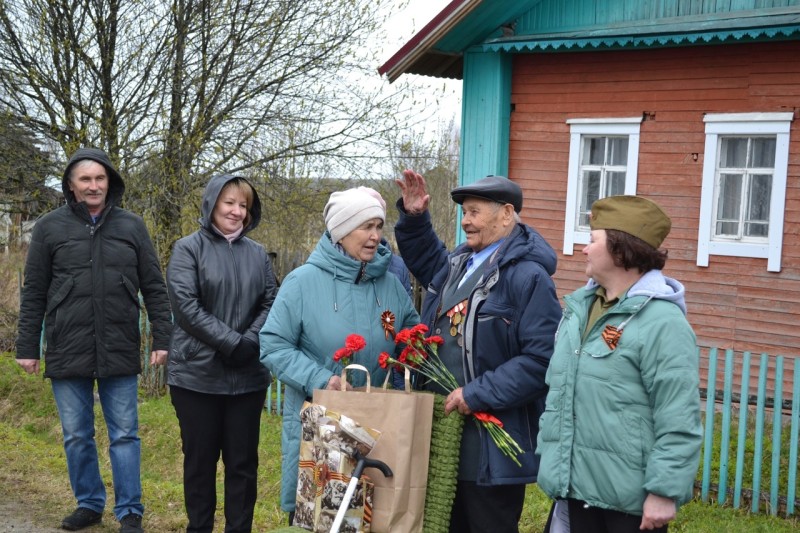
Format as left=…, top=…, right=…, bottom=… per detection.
left=715, top=137, right=774, bottom=239
left=698, top=113, right=793, bottom=272
left=563, top=118, right=642, bottom=255
left=576, top=136, right=628, bottom=229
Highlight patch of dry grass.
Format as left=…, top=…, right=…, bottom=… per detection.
left=0, top=354, right=285, bottom=531
left=0, top=250, right=24, bottom=353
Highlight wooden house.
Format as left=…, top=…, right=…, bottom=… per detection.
left=380, top=0, right=800, bottom=361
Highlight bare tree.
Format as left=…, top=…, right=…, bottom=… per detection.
left=0, top=0, right=168, bottom=155
left=381, top=116, right=459, bottom=308
left=0, top=0, right=405, bottom=262
left=0, top=111, right=59, bottom=249
left=389, top=116, right=460, bottom=249
left=250, top=168, right=333, bottom=283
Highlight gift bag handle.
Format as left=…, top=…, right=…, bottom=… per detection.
left=381, top=366, right=413, bottom=393
left=341, top=364, right=370, bottom=392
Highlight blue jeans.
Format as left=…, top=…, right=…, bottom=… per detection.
left=51, top=376, right=144, bottom=520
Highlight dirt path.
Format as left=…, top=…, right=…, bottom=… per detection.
left=0, top=502, right=63, bottom=532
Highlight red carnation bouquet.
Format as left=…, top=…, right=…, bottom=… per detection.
left=333, top=334, right=367, bottom=386
left=378, top=323, right=524, bottom=466
left=333, top=333, right=366, bottom=367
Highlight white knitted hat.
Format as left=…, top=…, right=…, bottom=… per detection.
left=324, top=188, right=386, bottom=244
left=357, top=186, right=387, bottom=211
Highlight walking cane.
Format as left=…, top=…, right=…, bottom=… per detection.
left=330, top=450, right=393, bottom=533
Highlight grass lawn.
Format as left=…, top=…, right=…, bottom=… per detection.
left=1, top=352, right=798, bottom=532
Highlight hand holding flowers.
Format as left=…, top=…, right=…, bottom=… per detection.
left=443, top=388, right=471, bottom=416
left=378, top=323, right=525, bottom=467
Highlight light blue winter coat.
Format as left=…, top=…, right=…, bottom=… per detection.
left=259, top=232, right=419, bottom=512
left=536, top=270, right=703, bottom=515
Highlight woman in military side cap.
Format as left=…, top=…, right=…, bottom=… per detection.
left=536, top=196, right=703, bottom=533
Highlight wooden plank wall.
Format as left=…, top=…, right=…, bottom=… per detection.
left=509, top=41, right=800, bottom=363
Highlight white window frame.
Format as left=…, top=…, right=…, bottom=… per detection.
left=563, top=117, right=642, bottom=255
left=697, top=113, right=793, bottom=272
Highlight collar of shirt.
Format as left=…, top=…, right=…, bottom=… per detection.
left=463, top=239, right=504, bottom=280
left=594, top=286, right=619, bottom=310
left=582, top=285, right=620, bottom=341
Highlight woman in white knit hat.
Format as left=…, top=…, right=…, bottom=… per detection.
left=259, top=187, right=419, bottom=525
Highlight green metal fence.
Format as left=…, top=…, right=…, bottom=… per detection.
left=699, top=347, right=799, bottom=517
left=264, top=346, right=800, bottom=519
left=265, top=379, right=283, bottom=416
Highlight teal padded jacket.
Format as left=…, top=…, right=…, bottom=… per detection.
left=536, top=270, right=703, bottom=515
left=260, top=233, right=419, bottom=512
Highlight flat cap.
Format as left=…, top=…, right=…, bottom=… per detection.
left=590, top=195, right=671, bottom=249
left=450, top=175, right=523, bottom=213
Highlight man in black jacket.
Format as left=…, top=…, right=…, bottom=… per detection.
left=16, top=148, right=172, bottom=533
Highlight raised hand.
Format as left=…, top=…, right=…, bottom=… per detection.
left=395, top=169, right=430, bottom=215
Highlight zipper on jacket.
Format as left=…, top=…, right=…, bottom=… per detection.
left=461, top=267, right=498, bottom=384
left=89, top=221, right=98, bottom=377
left=356, top=261, right=367, bottom=283
left=228, top=240, right=243, bottom=334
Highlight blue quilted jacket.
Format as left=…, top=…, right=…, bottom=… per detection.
left=395, top=202, right=561, bottom=485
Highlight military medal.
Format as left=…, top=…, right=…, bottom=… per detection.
left=446, top=300, right=468, bottom=338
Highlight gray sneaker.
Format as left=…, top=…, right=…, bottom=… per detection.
left=119, top=513, right=143, bottom=533
left=61, top=507, right=102, bottom=530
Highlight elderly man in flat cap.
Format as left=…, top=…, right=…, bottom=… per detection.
left=394, top=170, right=561, bottom=532
left=536, top=195, right=702, bottom=533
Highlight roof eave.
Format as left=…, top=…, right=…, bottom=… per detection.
left=378, top=0, right=481, bottom=82
left=379, top=4, right=800, bottom=82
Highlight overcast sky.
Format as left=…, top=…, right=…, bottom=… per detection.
left=378, top=0, right=463, bottom=133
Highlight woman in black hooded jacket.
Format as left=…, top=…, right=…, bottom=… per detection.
left=166, top=174, right=277, bottom=533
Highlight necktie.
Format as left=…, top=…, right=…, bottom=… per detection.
left=457, top=257, right=474, bottom=288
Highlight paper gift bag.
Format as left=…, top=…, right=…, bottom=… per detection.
left=313, top=364, right=435, bottom=533
left=295, top=401, right=381, bottom=533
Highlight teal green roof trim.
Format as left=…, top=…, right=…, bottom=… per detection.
left=483, top=25, right=800, bottom=53
left=380, top=2, right=800, bottom=81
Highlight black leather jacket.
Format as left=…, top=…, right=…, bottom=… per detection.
left=166, top=174, right=277, bottom=394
